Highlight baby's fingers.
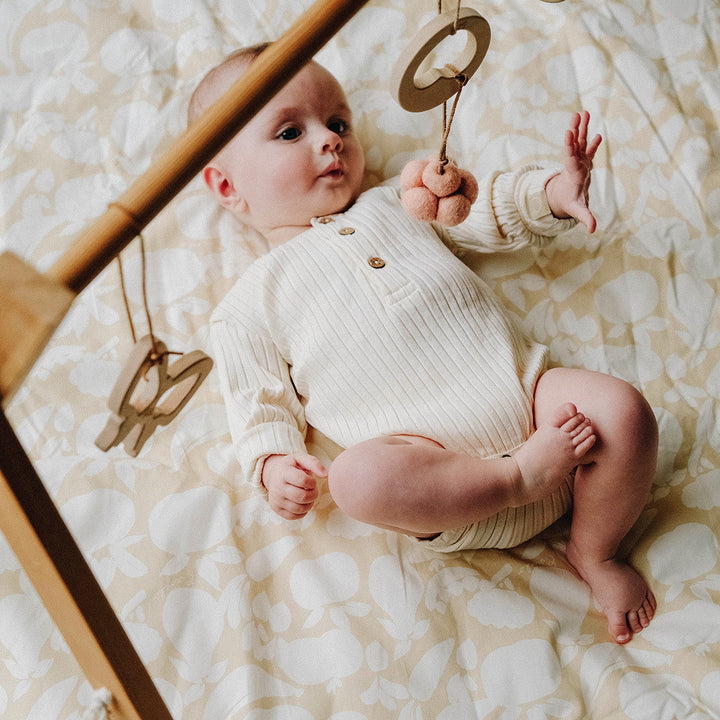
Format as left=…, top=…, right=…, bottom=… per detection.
left=571, top=202, right=597, bottom=234
left=564, top=128, right=577, bottom=157
left=294, top=453, right=328, bottom=478
left=269, top=470, right=318, bottom=519
left=567, top=111, right=601, bottom=158
left=284, top=470, right=320, bottom=504
left=269, top=494, right=315, bottom=520
left=576, top=110, right=588, bottom=151
left=586, top=132, right=602, bottom=160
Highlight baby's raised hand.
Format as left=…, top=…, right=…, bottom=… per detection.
left=261, top=452, right=327, bottom=520
left=545, top=111, right=602, bottom=233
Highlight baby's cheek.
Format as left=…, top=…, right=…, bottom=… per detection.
left=273, top=163, right=308, bottom=195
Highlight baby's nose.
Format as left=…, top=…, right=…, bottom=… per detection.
left=320, top=128, right=343, bottom=153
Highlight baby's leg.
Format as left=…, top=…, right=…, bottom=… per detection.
left=328, top=403, right=594, bottom=538
left=533, top=367, right=658, bottom=644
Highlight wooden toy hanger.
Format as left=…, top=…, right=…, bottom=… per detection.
left=389, top=0, right=564, bottom=226
left=390, top=1, right=490, bottom=226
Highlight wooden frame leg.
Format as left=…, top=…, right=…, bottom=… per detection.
left=0, top=409, right=173, bottom=720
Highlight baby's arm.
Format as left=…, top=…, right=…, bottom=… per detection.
left=210, top=306, right=310, bottom=496
left=439, top=117, right=599, bottom=254
left=262, top=453, right=327, bottom=520
left=545, top=110, right=602, bottom=233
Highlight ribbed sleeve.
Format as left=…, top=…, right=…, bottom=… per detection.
left=447, top=165, right=577, bottom=253
left=210, top=318, right=308, bottom=489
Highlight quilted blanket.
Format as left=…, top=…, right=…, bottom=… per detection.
left=1, top=0, right=720, bottom=717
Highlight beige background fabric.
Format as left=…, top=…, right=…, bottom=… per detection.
left=1, top=0, right=720, bottom=717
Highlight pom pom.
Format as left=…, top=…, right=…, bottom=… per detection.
left=437, top=193, right=472, bottom=226
left=458, top=169, right=479, bottom=204
left=401, top=186, right=438, bottom=222
left=400, top=154, right=478, bottom=226
left=422, top=161, right=461, bottom=197
left=400, top=159, right=427, bottom=191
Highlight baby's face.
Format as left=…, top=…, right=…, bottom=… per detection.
left=212, top=62, right=365, bottom=243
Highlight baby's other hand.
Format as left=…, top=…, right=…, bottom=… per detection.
left=545, top=110, right=602, bottom=233
left=262, top=453, right=327, bottom=520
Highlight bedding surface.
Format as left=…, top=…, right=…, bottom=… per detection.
left=2, top=0, right=720, bottom=718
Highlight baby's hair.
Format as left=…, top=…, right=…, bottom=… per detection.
left=187, top=42, right=272, bottom=126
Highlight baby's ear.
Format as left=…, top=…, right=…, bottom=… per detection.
left=203, top=165, right=248, bottom=214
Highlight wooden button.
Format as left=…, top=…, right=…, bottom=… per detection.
left=317, top=216, right=334, bottom=224
left=368, top=257, right=385, bottom=268
left=339, top=227, right=355, bottom=235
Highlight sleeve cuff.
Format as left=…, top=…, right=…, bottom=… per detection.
left=238, top=422, right=307, bottom=489
left=493, top=165, right=578, bottom=247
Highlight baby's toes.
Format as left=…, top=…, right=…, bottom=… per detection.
left=627, top=609, right=644, bottom=635
left=637, top=604, right=650, bottom=629
left=568, top=417, right=590, bottom=437
left=551, top=402, right=579, bottom=429
left=633, top=592, right=656, bottom=631
left=571, top=421, right=593, bottom=442
left=647, top=588, right=658, bottom=613
left=641, top=593, right=656, bottom=624
left=607, top=611, right=633, bottom=645
left=571, top=423, right=596, bottom=456
left=559, top=410, right=586, bottom=434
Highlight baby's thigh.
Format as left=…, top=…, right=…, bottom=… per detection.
left=533, top=367, right=656, bottom=455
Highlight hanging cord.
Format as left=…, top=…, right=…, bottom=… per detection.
left=109, top=203, right=156, bottom=352
left=436, top=0, right=466, bottom=173
left=81, top=687, right=113, bottom=720
left=109, top=202, right=181, bottom=369
left=438, top=74, right=466, bottom=172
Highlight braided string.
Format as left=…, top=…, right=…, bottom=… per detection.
left=109, top=203, right=157, bottom=358
left=436, top=0, right=466, bottom=173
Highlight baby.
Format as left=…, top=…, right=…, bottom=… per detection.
left=192, top=45, right=659, bottom=644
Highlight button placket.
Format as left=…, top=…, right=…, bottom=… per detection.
left=329, top=222, right=386, bottom=270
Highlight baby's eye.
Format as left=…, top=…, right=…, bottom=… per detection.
left=277, top=126, right=301, bottom=141
left=328, top=119, right=349, bottom=135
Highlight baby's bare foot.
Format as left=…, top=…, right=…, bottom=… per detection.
left=510, top=402, right=596, bottom=505
left=566, top=544, right=656, bottom=644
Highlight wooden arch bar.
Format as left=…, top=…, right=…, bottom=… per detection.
left=0, top=0, right=370, bottom=718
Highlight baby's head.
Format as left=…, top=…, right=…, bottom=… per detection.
left=188, top=43, right=270, bottom=126
left=190, top=45, right=365, bottom=247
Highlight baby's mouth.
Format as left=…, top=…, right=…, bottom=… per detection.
left=320, top=159, right=343, bottom=178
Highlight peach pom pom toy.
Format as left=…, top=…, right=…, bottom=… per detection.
left=400, top=155, right=479, bottom=226
left=389, top=4, right=490, bottom=226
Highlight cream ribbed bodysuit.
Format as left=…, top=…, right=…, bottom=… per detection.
left=210, top=165, right=577, bottom=549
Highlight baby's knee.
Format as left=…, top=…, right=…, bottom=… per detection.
left=328, top=438, right=393, bottom=520
left=327, top=446, right=360, bottom=512
left=615, top=383, right=658, bottom=456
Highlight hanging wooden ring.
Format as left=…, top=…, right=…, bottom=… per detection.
left=390, top=7, right=491, bottom=113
